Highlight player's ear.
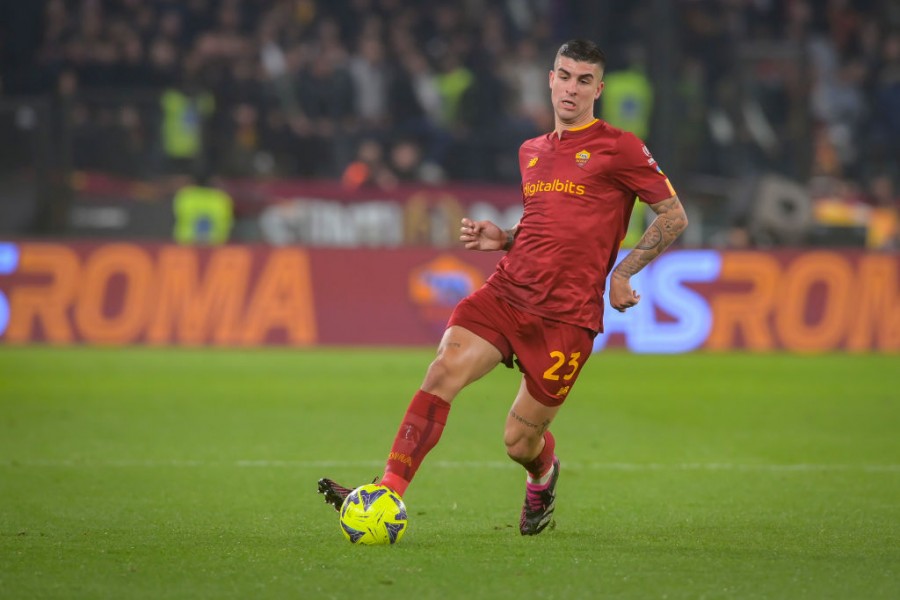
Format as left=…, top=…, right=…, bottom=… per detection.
left=594, top=81, right=605, bottom=100
left=548, top=69, right=555, bottom=89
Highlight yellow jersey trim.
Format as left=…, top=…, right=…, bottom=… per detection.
left=665, top=178, right=676, bottom=196
left=567, top=119, right=600, bottom=133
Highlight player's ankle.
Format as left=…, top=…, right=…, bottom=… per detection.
left=526, top=457, right=557, bottom=486
left=379, top=472, right=410, bottom=497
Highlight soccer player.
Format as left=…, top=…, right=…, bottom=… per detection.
left=319, top=39, right=688, bottom=535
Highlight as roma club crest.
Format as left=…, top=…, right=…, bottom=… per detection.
left=575, top=149, right=591, bottom=168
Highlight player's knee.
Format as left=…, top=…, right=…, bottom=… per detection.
left=423, top=354, right=451, bottom=385
left=421, top=354, right=464, bottom=399
left=504, top=428, right=541, bottom=464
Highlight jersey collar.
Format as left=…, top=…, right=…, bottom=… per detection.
left=555, top=118, right=600, bottom=140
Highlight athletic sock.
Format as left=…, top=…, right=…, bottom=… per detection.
left=380, top=390, right=451, bottom=497
left=523, top=430, right=556, bottom=484
left=528, top=462, right=556, bottom=487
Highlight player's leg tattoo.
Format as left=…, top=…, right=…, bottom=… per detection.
left=509, top=410, right=550, bottom=434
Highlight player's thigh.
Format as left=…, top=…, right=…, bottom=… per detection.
left=515, top=318, right=595, bottom=407
left=504, top=378, right=561, bottom=450
left=421, top=325, right=503, bottom=401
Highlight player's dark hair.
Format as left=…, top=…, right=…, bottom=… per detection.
left=555, top=39, right=606, bottom=73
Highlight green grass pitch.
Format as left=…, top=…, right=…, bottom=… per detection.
left=1, top=346, right=898, bottom=599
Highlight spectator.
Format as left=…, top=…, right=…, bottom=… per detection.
left=159, top=63, right=215, bottom=177
left=389, top=137, right=444, bottom=185
left=454, top=54, right=515, bottom=181
left=341, top=138, right=398, bottom=190
left=347, top=34, right=391, bottom=133
left=433, top=48, right=474, bottom=131
left=387, top=47, right=451, bottom=169
left=172, top=171, right=234, bottom=245
left=501, top=37, right=554, bottom=134
left=599, top=44, right=654, bottom=140
left=868, top=30, right=900, bottom=181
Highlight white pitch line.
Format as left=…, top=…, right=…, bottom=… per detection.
left=1, top=459, right=898, bottom=473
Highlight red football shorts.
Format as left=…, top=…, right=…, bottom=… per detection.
left=447, top=284, right=596, bottom=407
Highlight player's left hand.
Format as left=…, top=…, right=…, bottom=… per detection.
left=609, top=273, right=640, bottom=312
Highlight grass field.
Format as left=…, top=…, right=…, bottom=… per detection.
left=1, top=346, right=898, bottom=599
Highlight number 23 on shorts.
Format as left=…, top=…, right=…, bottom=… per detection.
left=542, top=351, right=581, bottom=399
left=542, top=351, right=581, bottom=381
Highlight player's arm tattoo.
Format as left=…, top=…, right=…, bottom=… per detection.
left=612, top=195, right=688, bottom=280
left=509, top=410, right=550, bottom=434
left=502, top=224, right=519, bottom=252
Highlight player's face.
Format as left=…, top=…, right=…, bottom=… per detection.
left=549, top=56, right=604, bottom=126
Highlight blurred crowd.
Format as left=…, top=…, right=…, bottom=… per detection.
left=8, top=0, right=569, bottom=184
left=0, top=0, right=898, bottom=232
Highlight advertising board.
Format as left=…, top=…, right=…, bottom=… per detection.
left=1, top=242, right=897, bottom=352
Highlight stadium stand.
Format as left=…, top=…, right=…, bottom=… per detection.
left=0, top=0, right=897, bottom=247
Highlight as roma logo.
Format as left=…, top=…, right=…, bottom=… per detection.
left=575, top=149, right=591, bottom=168
left=409, top=254, right=485, bottom=332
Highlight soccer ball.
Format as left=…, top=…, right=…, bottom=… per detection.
left=339, top=484, right=408, bottom=545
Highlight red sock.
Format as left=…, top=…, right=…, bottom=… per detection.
left=522, top=430, right=555, bottom=480
left=380, top=390, right=451, bottom=496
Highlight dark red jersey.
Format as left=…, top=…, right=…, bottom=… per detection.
left=486, top=119, right=676, bottom=333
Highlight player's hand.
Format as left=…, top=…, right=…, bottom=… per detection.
left=460, top=218, right=505, bottom=251
left=609, top=272, right=641, bottom=312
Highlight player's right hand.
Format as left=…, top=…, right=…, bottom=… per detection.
left=460, top=218, right=504, bottom=251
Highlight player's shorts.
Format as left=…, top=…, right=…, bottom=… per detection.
left=447, top=284, right=596, bottom=407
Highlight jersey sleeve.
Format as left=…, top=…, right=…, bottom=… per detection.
left=611, top=132, right=676, bottom=204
